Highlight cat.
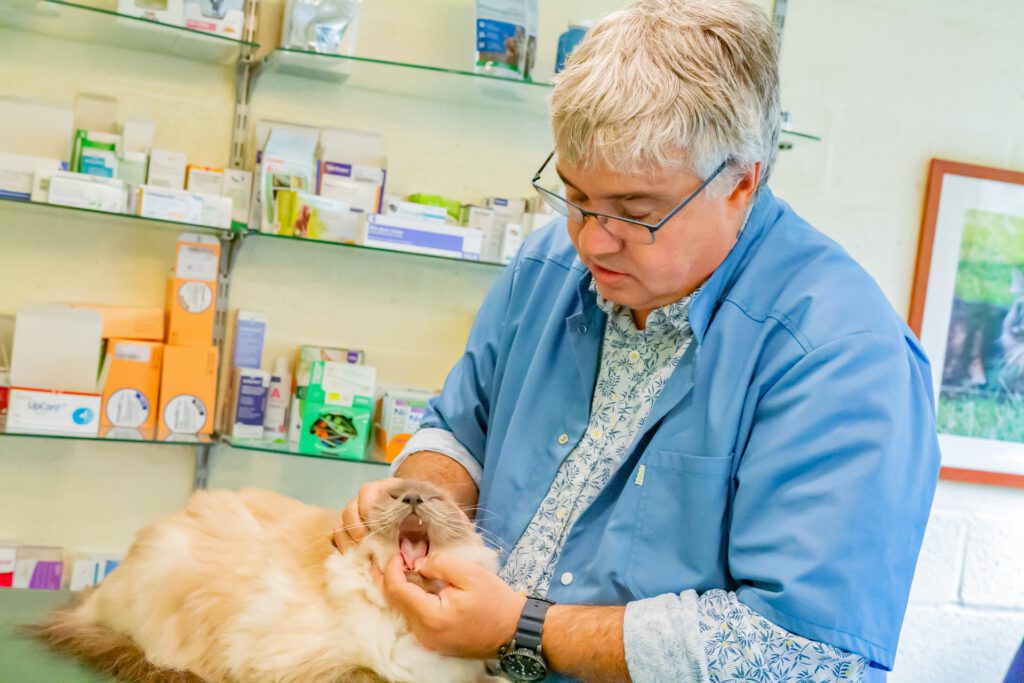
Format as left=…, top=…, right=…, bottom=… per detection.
left=35, top=480, right=501, bottom=683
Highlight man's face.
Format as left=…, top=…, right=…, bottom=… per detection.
left=557, top=159, right=758, bottom=323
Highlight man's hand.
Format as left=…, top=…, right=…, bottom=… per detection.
left=333, top=477, right=403, bottom=551
left=380, top=552, right=526, bottom=660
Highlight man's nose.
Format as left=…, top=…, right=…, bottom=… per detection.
left=402, top=493, right=423, bottom=508
left=579, top=215, right=623, bottom=255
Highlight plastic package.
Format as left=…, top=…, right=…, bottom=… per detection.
left=475, top=0, right=538, bottom=80
left=282, top=0, right=361, bottom=55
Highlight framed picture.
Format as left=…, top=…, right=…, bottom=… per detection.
left=909, top=159, right=1024, bottom=487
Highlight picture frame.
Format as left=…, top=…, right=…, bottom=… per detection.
left=909, top=159, right=1024, bottom=487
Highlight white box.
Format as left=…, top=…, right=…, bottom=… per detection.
left=10, top=305, right=103, bottom=394
left=500, top=222, right=524, bottom=264
left=147, top=149, right=188, bottom=190
left=7, top=388, right=102, bottom=436
left=223, top=168, right=253, bottom=226
left=463, top=205, right=502, bottom=262
left=393, top=201, right=448, bottom=224
left=365, top=214, right=483, bottom=260
left=318, top=161, right=386, bottom=214
left=196, top=193, right=232, bottom=229
left=0, top=97, right=73, bottom=160
left=186, top=165, right=224, bottom=196
left=0, top=153, right=64, bottom=200
left=48, top=175, right=127, bottom=213
left=117, top=0, right=184, bottom=25
left=140, top=187, right=232, bottom=229
left=183, top=0, right=244, bottom=38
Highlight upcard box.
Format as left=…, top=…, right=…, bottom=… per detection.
left=12, top=545, right=64, bottom=591
left=364, top=214, right=483, bottom=260
left=100, top=340, right=163, bottom=432
left=7, top=388, right=101, bottom=436
left=166, top=234, right=221, bottom=346
left=158, top=345, right=218, bottom=435
left=75, top=305, right=164, bottom=341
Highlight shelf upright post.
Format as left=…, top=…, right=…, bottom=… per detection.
left=193, top=443, right=212, bottom=491
left=230, top=0, right=260, bottom=170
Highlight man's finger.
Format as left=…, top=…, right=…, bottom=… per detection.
left=383, top=554, right=440, bottom=617
left=340, top=501, right=367, bottom=543
left=414, top=552, right=480, bottom=590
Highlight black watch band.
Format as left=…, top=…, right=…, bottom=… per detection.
left=515, top=597, right=554, bottom=651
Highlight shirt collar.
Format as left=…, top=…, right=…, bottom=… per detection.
left=588, top=278, right=697, bottom=336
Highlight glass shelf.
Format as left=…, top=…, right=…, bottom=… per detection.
left=0, top=0, right=257, bottom=65
left=223, top=435, right=391, bottom=467
left=0, top=195, right=235, bottom=238
left=262, top=48, right=551, bottom=116
left=0, top=425, right=215, bottom=446
left=245, top=230, right=507, bottom=269
left=779, top=128, right=822, bottom=150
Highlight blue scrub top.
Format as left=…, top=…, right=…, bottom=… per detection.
left=422, top=188, right=940, bottom=671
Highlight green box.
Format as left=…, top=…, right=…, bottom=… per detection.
left=298, top=360, right=376, bottom=459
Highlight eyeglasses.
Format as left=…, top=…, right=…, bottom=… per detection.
left=530, top=151, right=728, bottom=244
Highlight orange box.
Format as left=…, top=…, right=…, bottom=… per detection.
left=157, top=345, right=218, bottom=435
left=174, top=233, right=221, bottom=282
left=75, top=306, right=164, bottom=341
left=100, top=340, right=163, bottom=432
left=166, top=278, right=217, bottom=346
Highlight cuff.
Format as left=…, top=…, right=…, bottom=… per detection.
left=390, top=427, right=483, bottom=484
left=623, top=590, right=710, bottom=683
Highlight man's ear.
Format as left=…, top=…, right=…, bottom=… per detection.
left=726, top=162, right=761, bottom=215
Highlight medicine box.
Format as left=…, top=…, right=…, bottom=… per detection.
left=317, top=161, right=385, bottom=214
left=100, top=340, right=163, bottom=432
left=166, top=279, right=217, bottom=347
left=146, top=149, right=188, bottom=190
left=75, top=305, right=164, bottom=341
left=48, top=174, right=127, bottom=213
left=158, top=345, right=218, bottom=435
left=70, top=558, right=119, bottom=592
left=118, top=0, right=184, bottom=24
left=228, top=367, right=269, bottom=439
left=365, top=214, right=483, bottom=260
left=183, top=0, right=244, bottom=38
left=12, top=546, right=64, bottom=591
left=7, top=388, right=101, bottom=436
left=0, top=546, right=14, bottom=588
left=186, top=164, right=225, bottom=196
left=299, top=361, right=376, bottom=459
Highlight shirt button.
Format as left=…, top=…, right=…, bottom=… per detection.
left=577, top=323, right=588, bottom=334
left=558, top=433, right=569, bottom=445
left=560, top=572, right=574, bottom=586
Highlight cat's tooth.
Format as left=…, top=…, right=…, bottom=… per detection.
left=418, top=518, right=423, bottom=526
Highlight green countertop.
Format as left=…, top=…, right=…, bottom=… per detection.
left=0, top=589, right=113, bottom=682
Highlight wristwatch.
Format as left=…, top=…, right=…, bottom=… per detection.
left=499, top=596, right=554, bottom=682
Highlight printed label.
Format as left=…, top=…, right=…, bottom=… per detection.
left=105, top=389, right=150, bottom=428
left=164, top=395, right=207, bottom=434
left=178, top=281, right=213, bottom=313
left=114, top=344, right=151, bottom=362
left=177, top=245, right=219, bottom=281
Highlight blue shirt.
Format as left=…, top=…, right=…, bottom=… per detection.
left=416, top=188, right=940, bottom=672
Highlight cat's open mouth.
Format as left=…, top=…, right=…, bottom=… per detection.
left=398, top=513, right=430, bottom=570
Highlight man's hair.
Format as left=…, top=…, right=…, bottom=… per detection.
left=550, top=0, right=781, bottom=195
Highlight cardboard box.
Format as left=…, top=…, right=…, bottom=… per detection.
left=365, top=214, right=483, bottom=260
left=295, top=345, right=364, bottom=399
left=48, top=174, right=127, bottom=213
left=223, top=168, right=253, bottom=226
left=183, top=0, right=244, bottom=38
left=146, top=149, right=187, bottom=190
left=299, top=361, right=376, bottom=459
left=100, top=340, right=163, bottom=431
left=158, top=345, right=218, bottom=434
left=7, top=388, right=101, bottom=436
left=186, top=164, right=225, bottom=196
left=118, top=0, right=184, bottom=24
left=227, top=367, right=269, bottom=439
left=174, top=233, right=221, bottom=281
left=166, top=279, right=216, bottom=347
left=0, top=152, right=64, bottom=200
left=0, top=546, right=14, bottom=588
left=75, top=305, right=164, bottom=341
left=12, top=546, right=64, bottom=591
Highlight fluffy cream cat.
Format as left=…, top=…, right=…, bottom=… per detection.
left=37, top=480, right=501, bottom=683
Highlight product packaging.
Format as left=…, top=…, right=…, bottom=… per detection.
left=231, top=310, right=266, bottom=369
left=365, top=214, right=483, bottom=260
left=48, top=173, right=127, bottom=213
left=70, top=557, right=120, bottom=592
left=260, top=128, right=317, bottom=234
left=223, top=168, right=254, bottom=227
left=228, top=367, right=270, bottom=439
left=285, top=192, right=361, bottom=242
left=100, top=340, right=164, bottom=432
left=289, top=345, right=364, bottom=444
left=9, top=305, right=103, bottom=394
left=6, top=388, right=101, bottom=436
left=72, top=130, right=120, bottom=178
left=186, top=164, right=225, bottom=196
left=117, top=0, right=185, bottom=24
left=299, top=360, right=376, bottom=459
left=74, top=305, right=165, bottom=341
left=281, top=0, right=361, bottom=55
left=475, top=0, right=538, bottom=80
left=0, top=546, right=15, bottom=588
left=147, top=149, right=188, bottom=190
left=166, top=234, right=221, bottom=347
left=556, top=20, right=593, bottom=73
left=12, top=546, right=64, bottom=591
left=0, top=152, right=64, bottom=200
left=376, top=387, right=435, bottom=462
left=405, top=193, right=461, bottom=222
left=183, top=0, right=244, bottom=38
left=158, top=345, right=218, bottom=435
left=263, top=357, right=292, bottom=441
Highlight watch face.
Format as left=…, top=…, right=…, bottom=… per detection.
left=501, top=650, right=547, bottom=682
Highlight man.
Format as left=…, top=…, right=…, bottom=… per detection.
left=336, top=0, right=940, bottom=680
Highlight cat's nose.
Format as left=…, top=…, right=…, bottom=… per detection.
left=402, top=494, right=423, bottom=508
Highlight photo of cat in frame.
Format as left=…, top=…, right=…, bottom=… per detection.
left=910, top=158, right=1024, bottom=488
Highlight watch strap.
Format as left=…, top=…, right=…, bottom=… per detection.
left=515, top=597, right=554, bottom=651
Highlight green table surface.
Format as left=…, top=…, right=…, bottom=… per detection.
left=0, top=588, right=114, bottom=682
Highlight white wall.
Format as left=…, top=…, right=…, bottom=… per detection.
left=774, top=1, right=1024, bottom=679
left=0, top=0, right=1022, bottom=679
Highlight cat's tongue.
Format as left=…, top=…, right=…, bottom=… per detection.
left=398, top=514, right=429, bottom=570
